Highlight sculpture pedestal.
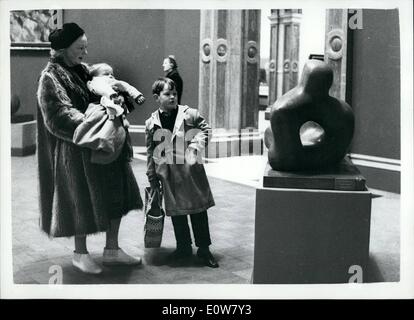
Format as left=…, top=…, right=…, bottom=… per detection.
left=11, top=120, right=37, bottom=156
left=263, top=157, right=366, bottom=191
left=253, top=166, right=371, bottom=284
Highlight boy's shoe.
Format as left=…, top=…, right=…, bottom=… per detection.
left=72, top=252, right=103, bottom=274
left=197, top=248, right=219, bottom=268
left=103, top=248, right=142, bottom=266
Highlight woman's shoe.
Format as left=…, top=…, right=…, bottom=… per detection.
left=197, top=248, right=219, bottom=268
left=103, top=248, right=142, bottom=266
left=72, top=252, right=103, bottom=274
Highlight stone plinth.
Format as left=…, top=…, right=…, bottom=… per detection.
left=253, top=166, right=371, bottom=284
left=263, top=157, right=366, bottom=191
left=11, top=120, right=37, bottom=156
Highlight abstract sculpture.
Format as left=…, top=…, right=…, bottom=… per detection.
left=265, top=60, right=354, bottom=171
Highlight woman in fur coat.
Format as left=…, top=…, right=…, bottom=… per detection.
left=37, top=22, right=143, bottom=274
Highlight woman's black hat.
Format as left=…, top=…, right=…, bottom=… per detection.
left=49, top=22, right=85, bottom=50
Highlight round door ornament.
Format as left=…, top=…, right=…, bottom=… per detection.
left=292, top=61, right=299, bottom=72
left=246, top=41, right=258, bottom=64
left=283, top=59, right=291, bottom=72
left=269, top=59, right=276, bottom=73
left=201, top=39, right=213, bottom=63
left=326, top=29, right=344, bottom=60
left=216, top=38, right=228, bottom=62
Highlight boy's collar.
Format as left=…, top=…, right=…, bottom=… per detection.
left=158, top=106, right=178, bottom=115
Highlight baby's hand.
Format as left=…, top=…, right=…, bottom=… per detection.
left=136, top=94, right=146, bottom=105
left=112, top=80, right=129, bottom=92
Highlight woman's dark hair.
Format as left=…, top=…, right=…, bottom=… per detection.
left=167, top=55, right=178, bottom=69
left=152, top=77, right=177, bottom=95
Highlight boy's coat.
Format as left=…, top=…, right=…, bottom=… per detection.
left=145, top=105, right=215, bottom=216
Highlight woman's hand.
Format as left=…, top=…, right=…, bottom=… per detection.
left=100, top=96, right=124, bottom=119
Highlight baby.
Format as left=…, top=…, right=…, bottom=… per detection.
left=73, top=63, right=145, bottom=164
left=87, top=62, right=146, bottom=121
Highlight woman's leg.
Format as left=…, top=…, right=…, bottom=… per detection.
left=72, top=235, right=102, bottom=274
left=103, top=217, right=141, bottom=265
left=74, top=235, right=88, bottom=254
left=105, top=218, right=121, bottom=249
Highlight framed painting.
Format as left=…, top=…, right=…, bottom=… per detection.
left=10, top=10, right=63, bottom=50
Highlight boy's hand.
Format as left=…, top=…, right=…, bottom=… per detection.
left=150, top=179, right=162, bottom=192
left=185, top=147, right=198, bottom=165
left=135, top=94, right=146, bottom=105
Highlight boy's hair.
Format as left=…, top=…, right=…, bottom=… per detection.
left=152, top=77, right=176, bottom=95
left=88, top=63, right=113, bottom=77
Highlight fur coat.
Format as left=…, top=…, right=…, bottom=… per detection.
left=145, top=105, right=215, bottom=216
left=37, top=57, right=142, bottom=237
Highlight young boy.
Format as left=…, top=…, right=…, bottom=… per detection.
left=145, top=77, right=218, bottom=268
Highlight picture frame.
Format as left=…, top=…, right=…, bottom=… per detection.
left=10, top=9, right=63, bottom=50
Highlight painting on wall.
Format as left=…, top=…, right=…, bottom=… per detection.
left=10, top=10, right=63, bottom=49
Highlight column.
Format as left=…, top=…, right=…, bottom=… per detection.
left=199, top=10, right=260, bottom=131
left=267, top=9, right=302, bottom=107
left=324, top=9, right=351, bottom=102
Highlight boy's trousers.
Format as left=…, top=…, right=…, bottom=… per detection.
left=170, top=211, right=212, bottom=249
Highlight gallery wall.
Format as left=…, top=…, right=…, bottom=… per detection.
left=351, top=9, right=400, bottom=160
left=9, top=9, right=401, bottom=193
left=10, top=9, right=201, bottom=125
left=10, top=51, right=49, bottom=116
left=350, top=9, right=400, bottom=193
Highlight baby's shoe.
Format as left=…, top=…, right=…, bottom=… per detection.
left=103, top=247, right=142, bottom=266
left=72, top=252, right=103, bottom=274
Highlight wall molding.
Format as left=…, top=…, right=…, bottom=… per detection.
left=128, top=125, right=146, bottom=133
left=349, top=153, right=401, bottom=172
